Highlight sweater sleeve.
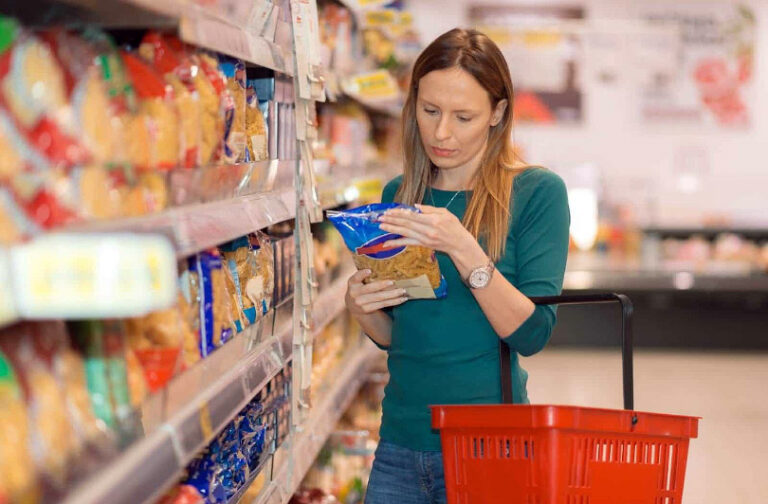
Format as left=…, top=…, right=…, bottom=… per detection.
left=502, top=170, right=570, bottom=357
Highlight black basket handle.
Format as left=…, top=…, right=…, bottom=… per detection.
left=500, top=293, right=634, bottom=411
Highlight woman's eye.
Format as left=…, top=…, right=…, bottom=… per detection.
left=423, top=107, right=438, bottom=115
left=457, top=116, right=472, bottom=123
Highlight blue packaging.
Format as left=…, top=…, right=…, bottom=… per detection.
left=327, top=203, right=447, bottom=299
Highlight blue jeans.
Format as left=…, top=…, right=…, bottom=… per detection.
left=365, top=441, right=447, bottom=504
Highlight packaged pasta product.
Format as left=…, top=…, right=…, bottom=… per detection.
left=218, top=56, right=246, bottom=163
left=0, top=322, right=78, bottom=494
left=0, top=19, right=90, bottom=168
left=197, top=51, right=229, bottom=164
left=139, top=32, right=200, bottom=168
left=327, top=203, right=447, bottom=299
left=245, top=81, right=268, bottom=162
left=250, top=232, right=275, bottom=315
left=41, top=29, right=117, bottom=164
left=69, top=320, right=141, bottom=448
left=120, top=50, right=180, bottom=170
left=0, top=349, right=38, bottom=504
left=188, top=251, right=236, bottom=358
left=178, top=270, right=202, bottom=368
left=124, top=302, right=189, bottom=392
left=220, top=236, right=257, bottom=330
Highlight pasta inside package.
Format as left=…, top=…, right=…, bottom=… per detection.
left=327, top=203, right=447, bottom=300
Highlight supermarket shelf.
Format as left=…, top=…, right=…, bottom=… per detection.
left=253, top=340, right=379, bottom=504
left=564, top=269, right=768, bottom=293
left=73, top=185, right=296, bottom=258
left=15, top=0, right=293, bottom=74
left=63, top=300, right=294, bottom=504
left=309, top=264, right=356, bottom=337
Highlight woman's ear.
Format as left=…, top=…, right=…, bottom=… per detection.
left=490, top=99, right=508, bottom=127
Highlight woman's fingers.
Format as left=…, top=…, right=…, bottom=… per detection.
left=382, top=237, right=422, bottom=248
left=379, top=222, right=428, bottom=241
left=348, top=269, right=371, bottom=286
left=357, top=279, right=396, bottom=294
left=356, top=287, right=407, bottom=306
left=361, top=296, right=408, bottom=313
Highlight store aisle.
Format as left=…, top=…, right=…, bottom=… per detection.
left=522, top=349, right=768, bottom=504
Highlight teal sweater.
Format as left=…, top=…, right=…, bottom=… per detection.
left=376, top=167, right=570, bottom=451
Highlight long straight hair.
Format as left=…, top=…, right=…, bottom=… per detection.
left=396, top=28, right=527, bottom=261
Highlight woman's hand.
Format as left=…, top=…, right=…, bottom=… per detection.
left=346, top=269, right=408, bottom=316
left=378, top=205, right=475, bottom=257
left=378, top=204, right=490, bottom=277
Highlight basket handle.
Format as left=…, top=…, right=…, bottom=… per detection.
left=500, top=293, right=635, bottom=411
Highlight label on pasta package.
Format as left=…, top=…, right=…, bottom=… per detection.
left=327, top=203, right=447, bottom=300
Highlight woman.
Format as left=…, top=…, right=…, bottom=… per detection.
left=345, top=28, right=570, bottom=504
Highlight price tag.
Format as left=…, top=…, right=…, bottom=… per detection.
left=10, top=233, right=176, bottom=319
left=0, top=250, right=17, bottom=326
left=342, top=70, right=399, bottom=100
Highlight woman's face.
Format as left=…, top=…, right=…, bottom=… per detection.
left=416, top=66, right=507, bottom=175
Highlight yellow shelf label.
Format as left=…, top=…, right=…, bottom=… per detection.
left=10, top=233, right=176, bottom=319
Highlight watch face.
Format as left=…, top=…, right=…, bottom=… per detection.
left=469, top=269, right=491, bottom=289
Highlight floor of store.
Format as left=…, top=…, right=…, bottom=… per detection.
left=522, top=348, right=768, bottom=504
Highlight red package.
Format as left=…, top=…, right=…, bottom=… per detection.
left=120, top=50, right=180, bottom=171
left=158, top=485, right=204, bottom=504
left=139, top=32, right=201, bottom=168
left=0, top=28, right=90, bottom=168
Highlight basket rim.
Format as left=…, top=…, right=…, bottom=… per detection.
left=430, top=404, right=700, bottom=439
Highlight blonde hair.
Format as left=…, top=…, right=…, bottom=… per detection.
left=396, top=28, right=528, bottom=261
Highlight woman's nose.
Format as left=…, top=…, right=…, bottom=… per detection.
left=434, top=116, right=451, bottom=141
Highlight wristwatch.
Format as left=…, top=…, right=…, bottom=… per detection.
left=464, top=259, right=495, bottom=289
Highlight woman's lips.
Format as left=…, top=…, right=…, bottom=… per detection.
left=431, top=146, right=457, bottom=157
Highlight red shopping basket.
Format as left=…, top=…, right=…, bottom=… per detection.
left=431, top=293, right=700, bottom=504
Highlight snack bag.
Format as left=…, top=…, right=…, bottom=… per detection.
left=327, top=203, right=447, bottom=299
left=120, top=50, right=180, bottom=170
left=217, top=56, right=246, bottom=163
left=0, top=349, right=38, bottom=504
left=139, top=32, right=201, bottom=168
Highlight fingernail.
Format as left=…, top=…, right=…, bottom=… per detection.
left=399, top=289, right=407, bottom=295
left=387, top=281, right=395, bottom=286
left=364, top=269, right=371, bottom=274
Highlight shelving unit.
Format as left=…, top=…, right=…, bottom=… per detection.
left=254, top=341, right=379, bottom=504
left=0, top=0, right=400, bottom=502
left=61, top=302, right=293, bottom=504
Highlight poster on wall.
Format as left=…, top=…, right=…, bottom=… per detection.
left=468, top=5, right=584, bottom=125
left=636, top=2, right=755, bottom=128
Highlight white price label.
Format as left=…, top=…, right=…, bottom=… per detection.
left=10, top=233, right=176, bottom=319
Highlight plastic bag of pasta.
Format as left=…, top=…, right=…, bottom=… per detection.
left=327, top=203, right=447, bottom=300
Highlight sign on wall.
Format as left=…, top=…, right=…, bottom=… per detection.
left=468, top=5, right=584, bottom=125
left=636, top=3, right=756, bottom=128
